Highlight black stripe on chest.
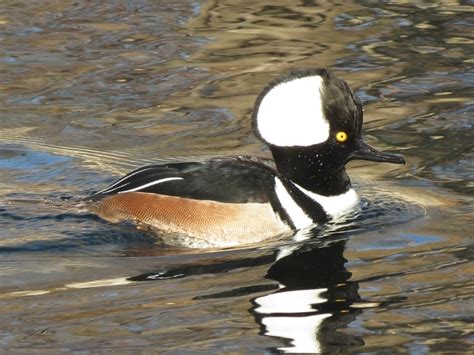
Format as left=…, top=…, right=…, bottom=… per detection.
left=274, top=177, right=329, bottom=228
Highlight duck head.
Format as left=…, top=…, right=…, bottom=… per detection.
left=253, top=69, right=405, bottom=195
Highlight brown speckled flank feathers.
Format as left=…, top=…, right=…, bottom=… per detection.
left=92, top=192, right=291, bottom=247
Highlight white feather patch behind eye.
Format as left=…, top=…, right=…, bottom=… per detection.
left=256, top=76, right=330, bottom=147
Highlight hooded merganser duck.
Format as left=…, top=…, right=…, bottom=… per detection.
left=89, top=69, right=405, bottom=248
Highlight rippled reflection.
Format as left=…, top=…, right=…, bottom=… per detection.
left=253, top=238, right=363, bottom=353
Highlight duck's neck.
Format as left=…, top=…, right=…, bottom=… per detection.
left=271, top=146, right=352, bottom=196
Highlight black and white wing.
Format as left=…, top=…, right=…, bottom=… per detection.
left=93, top=156, right=277, bottom=204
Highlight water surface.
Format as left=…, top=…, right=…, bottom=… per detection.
left=0, top=0, right=472, bottom=352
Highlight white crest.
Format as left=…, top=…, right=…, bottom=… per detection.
left=256, top=75, right=330, bottom=147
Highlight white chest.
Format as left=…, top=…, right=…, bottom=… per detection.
left=274, top=178, right=360, bottom=229
left=293, top=182, right=360, bottom=219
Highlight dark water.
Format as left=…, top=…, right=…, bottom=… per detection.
left=0, top=0, right=472, bottom=352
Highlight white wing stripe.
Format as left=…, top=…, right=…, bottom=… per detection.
left=118, top=177, right=184, bottom=193
left=98, top=182, right=130, bottom=194
left=95, top=167, right=155, bottom=194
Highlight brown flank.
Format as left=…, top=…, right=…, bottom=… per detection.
left=91, top=192, right=291, bottom=247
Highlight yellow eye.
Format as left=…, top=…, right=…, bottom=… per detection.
left=336, top=131, right=348, bottom=142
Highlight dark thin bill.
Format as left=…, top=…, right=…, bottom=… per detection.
left=349, top=141, right=405, bottom=164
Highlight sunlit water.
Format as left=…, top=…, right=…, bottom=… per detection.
left=0, top=0, right=472, bottom=352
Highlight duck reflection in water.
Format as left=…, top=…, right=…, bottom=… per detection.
left=251, top=230, right=364, bottom=353
left=129, top=227, right=365, bottom=353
